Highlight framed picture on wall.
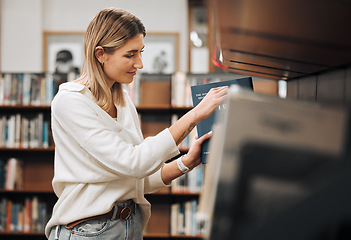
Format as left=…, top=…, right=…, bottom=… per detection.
left=141, top=32, right=179, bottom=74
left=43, top=31, right=85, bottom=75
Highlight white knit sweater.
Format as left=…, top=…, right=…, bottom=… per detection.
left=45, top=82, right=179, bottom=237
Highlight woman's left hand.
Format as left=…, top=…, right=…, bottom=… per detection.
left=182, top=131, right=213, bottom=170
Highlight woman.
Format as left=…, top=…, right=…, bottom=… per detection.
left=46, top=8, right=228, bottom=240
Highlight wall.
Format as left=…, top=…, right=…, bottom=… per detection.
left=1, top=0, right=43, bottom=72
left=1, top=0, right=188, bottom=72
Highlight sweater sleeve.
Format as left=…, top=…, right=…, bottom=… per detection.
left=52, top=91, right=180, bottom=179
left=144, top=167, right=171, bottom=194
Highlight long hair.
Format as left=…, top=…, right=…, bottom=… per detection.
left=79, top=8, right=146, bottom=110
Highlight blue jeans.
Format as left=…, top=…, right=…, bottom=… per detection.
left=48, top=201, right=143, bottom=240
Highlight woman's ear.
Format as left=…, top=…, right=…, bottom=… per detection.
left=95, top=46, right=105, bottom=64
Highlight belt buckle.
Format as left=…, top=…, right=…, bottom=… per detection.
left=120, top=206, right=132, bottom=220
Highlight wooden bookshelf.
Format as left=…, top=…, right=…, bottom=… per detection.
left=1, top=71, right=278, bottom=239
left=0, top=73, right=56, bottom=238
left=210, top=0, right=351, bottom=80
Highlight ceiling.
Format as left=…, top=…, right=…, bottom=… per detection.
left=211, top=0, right=351, bottom=80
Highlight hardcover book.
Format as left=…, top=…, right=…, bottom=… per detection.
left=190, top=77, right=253, bottom=163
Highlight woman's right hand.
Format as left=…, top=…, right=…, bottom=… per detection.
left=194, top=86, right=229, bottom=121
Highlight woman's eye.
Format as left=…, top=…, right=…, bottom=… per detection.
left=126, top=54, right=134, bottom=58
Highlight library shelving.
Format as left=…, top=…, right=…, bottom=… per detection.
left=0, top=105, right=56, bottom=240
left=0, top=71, right=278, bottom=239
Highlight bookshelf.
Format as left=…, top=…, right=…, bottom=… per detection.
left=0, top=71, right=277, bottom=239
left=0, top=72, right=58, bottom=240
left=0, top=114, right=56, bottom=240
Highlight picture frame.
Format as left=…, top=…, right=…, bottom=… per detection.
left=141, top=32, right=179, bottom=74
left=42, top=31, right=85, bottom=73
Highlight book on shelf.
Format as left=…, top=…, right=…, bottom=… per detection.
left=0, top=72, right=65, bottom=106
left=0, top=113, right=51, bottom=148
left=190, top=77, right=253, bottom=163
left=0, top=196, right=48, bottom=233
left=170, top=200, right=200, bottom=236
left=171, top=164, right=204, bottom=194
left=171, top=72, right=192, bottom=108
left=0, top=158, right=23, bottom=190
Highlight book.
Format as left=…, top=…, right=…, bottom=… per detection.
left=5, top=158, right=23, bottom=190
left=170, top=200, right=200, bottom=236
left=190, top=77, right=253, bottom=163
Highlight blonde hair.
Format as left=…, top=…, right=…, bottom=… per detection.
left=79, top=8, right=146, bottom=111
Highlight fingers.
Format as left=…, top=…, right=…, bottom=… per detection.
left=210, top=86, right=229, bottom=94
left=197, top=131, right=212, bottom=144
left=207, top=86, right=229, bottom=99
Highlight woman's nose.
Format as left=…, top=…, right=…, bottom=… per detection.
left=134, top=55, right=143, bottom=69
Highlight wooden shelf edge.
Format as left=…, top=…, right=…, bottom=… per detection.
left=0, top=231, right=45, bottom=235
left=0, top=105, right=51, bottom=109
left=0, top=147, right=55, bottom=151
left=170, top=234, right=203, bottom=239
left=136, top=105, right=192, bottom=111
left=0, top=189, right=55, bottom=194
left=143, top=233, right=203, bottom=239
left=143, top=233, right=170, bottom=238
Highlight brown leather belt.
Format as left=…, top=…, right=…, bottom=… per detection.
left=65, top=201, right=136, bottom=229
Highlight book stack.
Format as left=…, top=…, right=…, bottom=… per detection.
left=0, top=158, right=23, bottom=190
left=0, top=196, right=48, bottom=233
left=171, top=164, right=204, bottom=193
left=0, top=113, right=51, bottom=148
left=0, top=73, right=65, bottom=106
left=170, top=200, right=200, bottom=236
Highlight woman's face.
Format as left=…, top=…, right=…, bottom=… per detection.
left=103, top=33, right=144, bottom=87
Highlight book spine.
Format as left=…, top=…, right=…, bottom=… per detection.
left=0, top=116, right=4, bottom=147
left=15, top=114, right=21, bottom=148
left=184, top=201, right=192, bottom=235
left=43, top=120, right=49, bottom=148
left=22, top=73, right=31, bottom=105
left=23, top=198, right=31, bottom=233
left=0, top=198, right=7, bottom=231
left=170, top=203, right=179, bottom=235
left=6, top=115, right=16, bottom=148
left=3, top=74, right=11, bottom=105
left=0, top=159, right=5, bottom=189
left=0, top=75, right=4, bottom=105
left=16, top=74, right=24, bottom=105
left=10, top=75, right=18, bottom=105
left=6, top=200, right=12, bottom=232
left=45, top=74, right=54, bottom=105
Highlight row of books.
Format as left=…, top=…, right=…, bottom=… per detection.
left=0, top=158, right=23, bottom=190
left=170, top=200, right=201, bottom=236
left=171, top=164, right=204, bottom=193
left=0, top=73, right=65, bottom=106
left=0, top=113, right=51, bottom=148
left=0, top=197, right=48, bottom=233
